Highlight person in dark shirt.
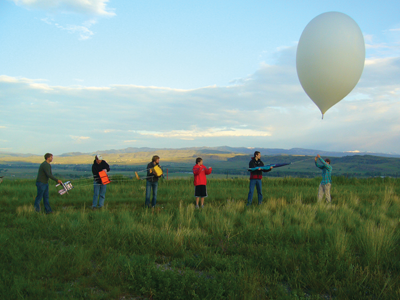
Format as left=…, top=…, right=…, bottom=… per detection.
left=92, top=154, right=110, bottom=210
left=247, top=151, right=273, bottom=206
left=34, top=153, right=62, bottom=213
left=145, top=155, right=162, bottom=208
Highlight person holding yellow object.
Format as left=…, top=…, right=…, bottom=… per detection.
left=145, top=155, right=162, bottom=208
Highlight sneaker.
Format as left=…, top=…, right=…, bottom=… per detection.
left=195, top=205, right=199, bottom=209
left=201, top=205, right=204, bottom=208
left=92, top=206, right=97, bottom=210
left=46, top=211, right=53, bottom=214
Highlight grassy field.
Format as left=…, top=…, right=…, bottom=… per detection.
left=1, top=177, right=399, bottom=299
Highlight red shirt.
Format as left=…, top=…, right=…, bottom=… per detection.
left=193, top=164, right=212, bottom=186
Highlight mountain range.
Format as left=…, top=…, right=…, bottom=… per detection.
left=1, top=146, right=399, bottom=159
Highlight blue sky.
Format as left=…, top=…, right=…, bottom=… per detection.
left=1, top=0, right=400, bottom=155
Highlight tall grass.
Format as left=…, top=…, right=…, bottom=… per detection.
left=1, top=177, right=399, bottom=299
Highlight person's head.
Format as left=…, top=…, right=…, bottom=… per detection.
left=196, top=157, right=203, bottom=166
left=44, top=153, right=53, bottom=162
left=152, top=155, right=160, bottom=164
left=254, top=151, right=261, bottom=160
left=95, top=154, right=103, bottom=164
left=325, top=158, right=331, bottom=165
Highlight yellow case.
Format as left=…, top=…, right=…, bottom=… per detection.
left=153, top=165, right=163, bottom=176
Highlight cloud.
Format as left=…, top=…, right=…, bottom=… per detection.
left=40, top=18, right=95, bottom=40
left=0, top=126, right=6, bottom=129
left=1, top=38, right=400, bottom=154
left=70, top=136, right=90, bottom=142
left=134, top=128, right=272, bottom=139
left=56, top=23, right=94, bottom=40
left=14, top=1, right=115, bottom=40
left=13, top=0, right=115, bottom=17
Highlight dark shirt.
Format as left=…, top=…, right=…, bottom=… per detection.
left=249, top=158, right=271, bottom=179
left=146, top=162, right=161, bottom=182
left=92, top=160, right=110, bottom=184
left=36, top=161, right=58, bottom=184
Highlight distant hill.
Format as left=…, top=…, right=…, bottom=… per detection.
left=6, top=146, right=388, bottom=160
left=69, top=146, right=400, bottom=159
left=1, top=147, right=400, bottom=176
left=2, top=152, right=400, bottom=178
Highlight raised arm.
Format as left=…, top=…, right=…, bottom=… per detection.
left=318, top=157, right=332, bottom=171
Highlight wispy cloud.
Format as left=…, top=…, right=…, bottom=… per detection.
left=123, top=140, right=137, bottom=143
left=15, top=0, right=115, bottom=40
left=134, top=128, right=272, bottom=140
left=70, top=136, right=90, bottom=142
left=0, top=126, right=6, bottom=129
left=13, top=0, right=115, bottom=16
left=40, top=18, right=95, bottom=40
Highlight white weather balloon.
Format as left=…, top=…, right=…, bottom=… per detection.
left=296, top=12, right=365, bottom=118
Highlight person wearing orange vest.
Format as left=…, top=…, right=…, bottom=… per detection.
left=193, top=157, right=212, bottom=208
left=92, top=154, right=110, bottom=210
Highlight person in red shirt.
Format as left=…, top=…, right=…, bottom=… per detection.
left=193, top=157, right=212, bottom=208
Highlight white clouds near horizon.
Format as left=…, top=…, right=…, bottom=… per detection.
left=1, top=43, right=400, bottom=154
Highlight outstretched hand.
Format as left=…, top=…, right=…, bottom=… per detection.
left=57, top=180, right=63, bottom=184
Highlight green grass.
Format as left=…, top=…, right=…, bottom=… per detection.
left=1, top=177, right=400, bottom=299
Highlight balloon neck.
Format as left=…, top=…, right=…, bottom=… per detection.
left=322, top=114, right=324, bottom=120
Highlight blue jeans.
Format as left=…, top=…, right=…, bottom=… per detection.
left=145, top=181, right=158, bottom=207
left=247, top=179, right=262, bottom=205
left=34, top=182, right=52, bottom=213
left=93, top=182, right=107, bottom=207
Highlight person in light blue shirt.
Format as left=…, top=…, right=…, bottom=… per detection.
left=315, top=154, right=332, bottom=203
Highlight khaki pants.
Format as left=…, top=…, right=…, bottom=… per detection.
left=318, top=183, right=331, bottom=203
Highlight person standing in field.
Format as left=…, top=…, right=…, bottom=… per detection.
left=145, top=155, right=162, bottom=208
left=193, top=157, right=212, bottom=208
left=92, top=154, right=110, bottom=210
left=34, top=153, right=63, bottom=214
left=247, top=151, right=273, bottom=206
left=315, top=154, right=332, bottom=203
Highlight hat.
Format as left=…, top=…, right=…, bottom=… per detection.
left=95, top=154, right=103, bottom=160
